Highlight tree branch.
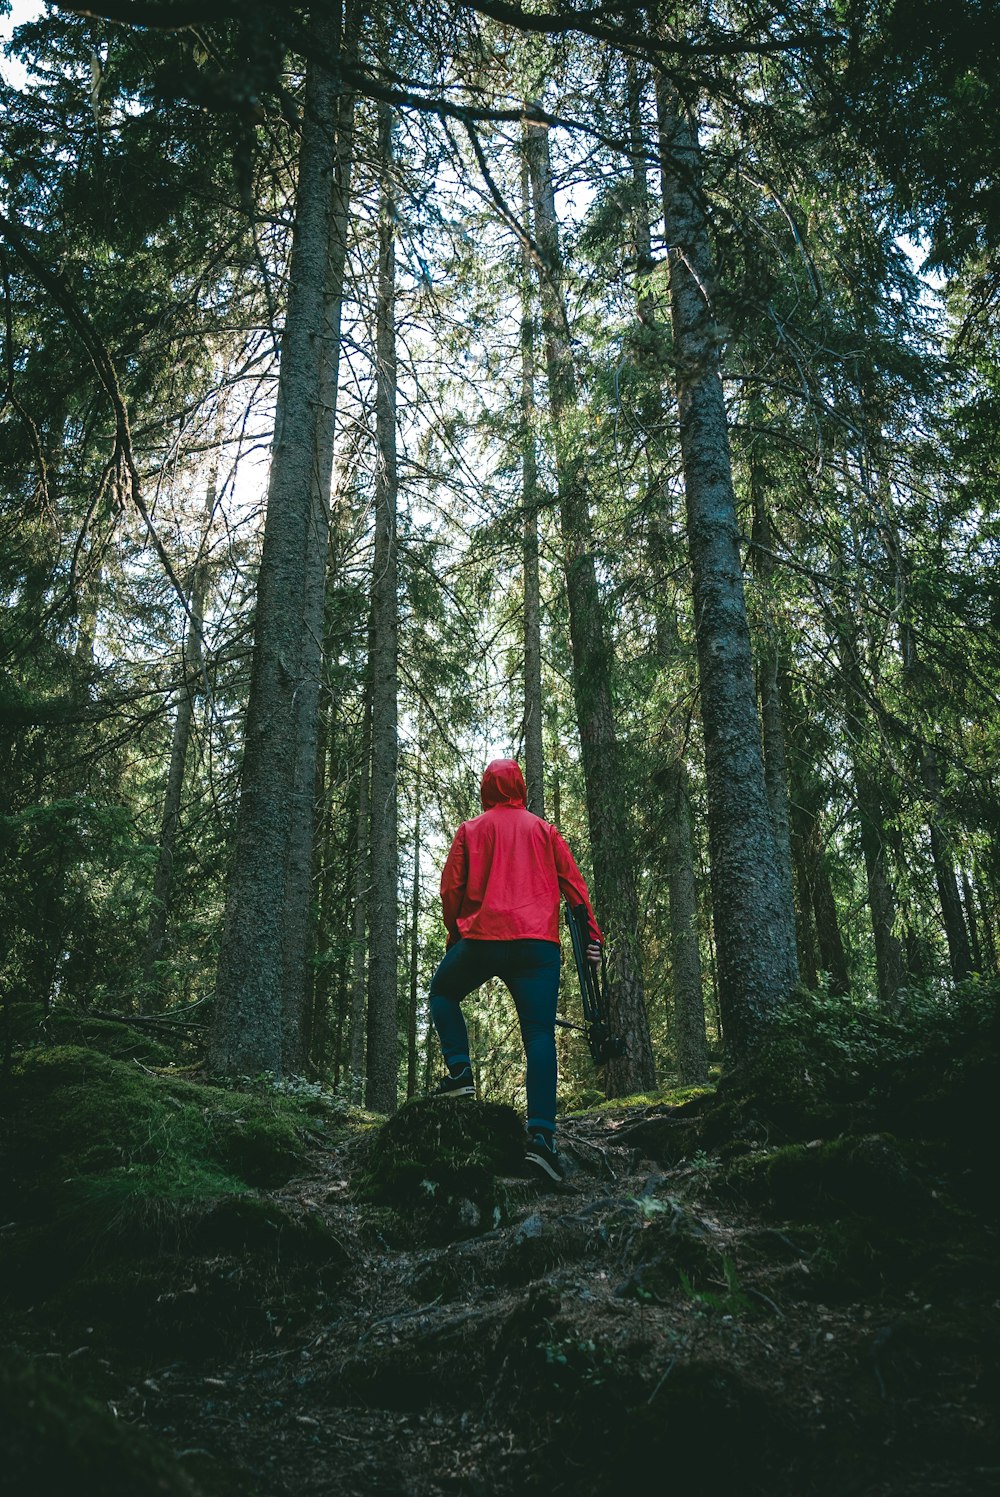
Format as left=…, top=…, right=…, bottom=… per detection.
left=0, top=209, right=198, bottom=626
left=53, top=0, right=833, bottom=61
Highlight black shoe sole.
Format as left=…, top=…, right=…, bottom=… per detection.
left=525, top=1145, right=564, bottom=1182
left=434, top=1083, right=476, bottom=1099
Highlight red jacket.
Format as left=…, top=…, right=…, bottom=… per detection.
left=440, top=759, right=602, bottom=947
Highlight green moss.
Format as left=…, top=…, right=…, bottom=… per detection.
left=3, top=1046, right=309, bottom=1201
left=354, top=1098, right=526, bottom=1242
left=566, top=1083, right=715, bottom=1118
left=0, top=1047, right=352, bottom=1360
left=0, top=1047, right=326, bottom=1300
left=41, top=1011, right=178, bottom=1066
left=613, top=1198, right=726, bottom=1302
left=358, top=1097, right=525, bottom=1185
left=1, top=1352, right=206, bottom=1496
left=3, top=1047, right=209, bottom=1198
left=720, top=1133, right=939, bottom=1225
left=203, top=1103, right=304, bottom=1188
left=191, top=1195, right=346, bottom=1271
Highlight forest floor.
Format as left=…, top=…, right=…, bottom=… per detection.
left=3, top=1008, right=999, bottom=1496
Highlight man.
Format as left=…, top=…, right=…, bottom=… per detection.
left=429, top=758, right=602, bottom=1182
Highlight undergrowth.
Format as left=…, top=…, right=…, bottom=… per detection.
left=755, top=977, right=1000, bottom=1102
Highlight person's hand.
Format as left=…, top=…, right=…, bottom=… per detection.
left=586, top=941, right=602, bottom=966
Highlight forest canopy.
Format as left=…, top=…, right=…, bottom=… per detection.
left=2, top=0, right=999, bottom=1110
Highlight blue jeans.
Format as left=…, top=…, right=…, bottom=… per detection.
left=429, top=938, right=561, bottom=1134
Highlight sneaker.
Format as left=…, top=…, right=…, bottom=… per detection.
left=432, top=1068, right=476, bottom=1100
left=525, top=1131, right=565, bottom=1183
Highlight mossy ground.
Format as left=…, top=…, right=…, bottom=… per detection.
left=564, top=1079, right=716, bottom=1116
left=0, top=1045, right=352, bottom=1364
left=3, top=1044, right=311, bottom=1222
left=3, top=993, right=998, bottom=1496
left=353, top=1096, right=528, bottom=1242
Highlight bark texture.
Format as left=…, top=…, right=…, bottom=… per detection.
left=897, top=611, right=973, bottom=983
left=347, top=685, right=372, bottom=1101
left=960, top=868, right=984, bottom=973
left=626, top=70, right=707, bottom=1083
left=836, top=608, right=906, bottom=1004
left=787, top=771, right=851, bottom=997
left=280, top=42, right=358, bottom=1071
left=656, top=79, right=798, bottom=1064
left=662, top=763, right=708, bottom=1081
left=922, top=750, right=974, bottom=981
left=520, top=146, right=546, bottom=821
left=525, top=116, right=656, bottom=1096
left=366, top=100, right=400, bottom=1114
left=406, top=729, right=423, bottom=1099
left=210, top=16, right=342, bottom=1074
left=749, top=485, right=799, bottom=986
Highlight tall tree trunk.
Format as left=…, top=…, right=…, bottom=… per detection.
left=525, top=115, right=656, bottom=1097
left=142, top=466, right=214, bottom=1004
left=406, top=725, right=423, bottom=1099
left=856, top=760, right=907, bottom=1004
left=749, top=475, right=799, bottom=984
left=655, top=78, right=798, bottom=1064
left=811, top=852, right=850, bottom=996
left=365, top=100, right=400, bottom=1113
left=626, top=63, right=706, bottom=1082
left=835, top=606, right=906, bottom=1004
left=895, top=601, right=973, bottom=981
left=960, top=868, right=984, bottom=973
left=790, top=833, right=821, bottom=992
left=662, top=764, right=708, bottom=1081
left=922, top=752, right=974, bottom=980
left=280, top=37, right=358, bottom=1071
left=347, top=685, right=372, bottom=1101
left=304, top=603, right=350, bottom=1074
left=210, top=12, right=343, bottom=1075
left=788, top=780, right=851, bottom=996
left=520, top=147, right=546, bottom=820
left=978, top=880, right=998, bottom=973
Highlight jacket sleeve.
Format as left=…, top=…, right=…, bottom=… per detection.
left=551, top=828, right=603, bottom=943
left=440, top=824, right=468, bottom=946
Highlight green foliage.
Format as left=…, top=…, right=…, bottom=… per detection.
left=847, top=0, right=1000, bottom=266
left=0, top=799, right=153, bottom=1009
left=538, top=1334, right=618, bottom=1392
left=679, top=1257, right=752, bottom=1318
left=753, top=980, right=1000, bottom=1103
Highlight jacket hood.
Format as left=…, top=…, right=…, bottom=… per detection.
left=480, top=759, right=527, bottom=810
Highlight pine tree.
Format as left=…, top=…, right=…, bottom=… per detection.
left=655, top=76, right=798, bottom=1063
left=525, top=113, right=657, bottom=1096
left=211, top=12, right=346, bottom=1075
